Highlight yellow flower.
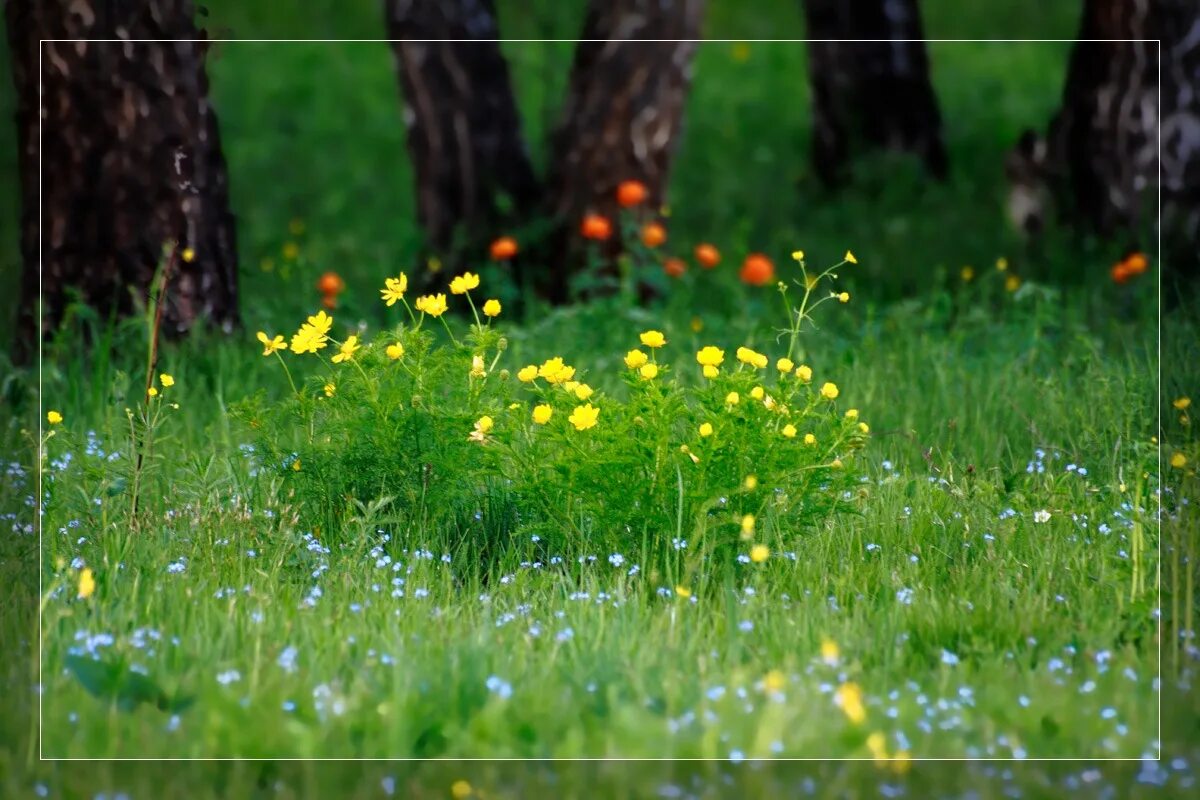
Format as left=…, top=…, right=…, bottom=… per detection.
left=147, top=387, right=158, bottom=397
left=699, top=422, right=714, bottom=438
left=776, top=357, right=795, bottom=373
left=1174, top=397, right=1191, bottom=410
left=476, top=416, right=494, bottom=434
left=449, top=272, right=480, bottom=295
left=639, top=363, right=659, bottom=381
left=961, top=265, right=975, bottom=282
left=835, top=682, right=865, bottom=724
left=866, top=732, right=888, bottom=762
left=482, top=298, right=501, bottom=318
left=451, top=780, right=473, bottom=800
left=181, top=247, right=196, bottom=263
left=569, top=403, right=599, bottom=431
left=573, top=383, right=594, bottom=400
left=844, top=250, right=858, bottom=264
left=77, top=567, right=95, bottom=599
left=539, top=357, right=575, bottom=385
left=750, top=544, right=769, bottom=563
left=257, top=331, right=286, bottom=355
left=725, top=392, right=740, bottom=406
left=996, top=257, right=1009, bottom=271
left=517, top=365, right=538, bottom=383
left=415, top=293, right=448, bottom=317
left=837, top=292, right=850, bottom=303
left=794, top=364, right=812, bottom=382
left=740, top=514, right=755, bottom=537
left=844, top=409, right=859, bottom=420
left=782, top=424, right=797, bottom=438
left=47, top=410, right=63, bottom=425
left=380, top=274, right=408, bottom=306
left=675, top=585, right=692, bottom=599
left=470, top=355, right=487, bottom=378
left=331, top=335, right=360, bottom=364
left=306, top=310, right=333, bottom=335
left=736, top=347, right=768, bottom=368
left=532, top=404, right=553, bottom=425
left=791, top=250, right=805, bottom=262
left=702, top=365, right=719, bottom=379
left=282, top=241, right=300, bottom=260
left=290, top=310, right=333, bottom=354
left=892, top=750, right=912, bottom=775
left=696, top=346, right=725, bottom=367
left=750, top=386, right=764, bottom=400
left=625, top=349, right=649, bottom=369
left=1171, top=452, right=1188, bottom=469
left=292, top=459, right=302, bottom=472
left=858, top=422, right=870, bottom=433
left=386, top=343, right=404, bottom=360
left=323, top=383, right=336, bottom=398
left=762, top=669, right=787, bottom=694
left=821, top=638, right=839, bottom=665
left=743, top=475, right=758, bottom=490
left=639, top=330, right=667, bottom=348
left=804, top=433, right=816, bottom=445
left=820, top=382, right=839, bottom=400
left=158, top=373, right=174, bottom=388
left=1005, top=274, right=1022, bottom=292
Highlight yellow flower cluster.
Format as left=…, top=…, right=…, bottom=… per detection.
left=290, top=310, right=332, bottom=354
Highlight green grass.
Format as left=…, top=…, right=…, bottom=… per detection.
left=2, top=2, right=1199, bottom=797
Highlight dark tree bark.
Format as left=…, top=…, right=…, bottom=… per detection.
left=6, top=0, right=239, bottom=362
left=385, top=0, right=540, bottom=284
left=802, top=0, right=947, bottom=186
left=1007, top=0, right=1199, bottom=282
left=542, top=0, right=705, bottom=303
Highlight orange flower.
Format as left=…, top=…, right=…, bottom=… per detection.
left=739, top=253, right=775, bottom=286
left=664, top=257, right=687, bottom=278
left=1111, top=262, right=1132, bottom=284
left=1123, top=252, right=1148, bottom=275
left=616, top=180, right=648, bottom=208
left=489, top=236, right=518, bottom=261
left=580, top=214, right=613, bottom=241
left=641, top=222, right=667, bottom=248
left=694, top=243, right=720, bottom=269
left=316, top=271, right=345, bottom=296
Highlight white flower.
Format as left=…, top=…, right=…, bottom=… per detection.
left=1034, top=509, right=1051, bottom=523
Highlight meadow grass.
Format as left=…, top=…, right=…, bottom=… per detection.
left=2, top=3, right=1198, bottom=797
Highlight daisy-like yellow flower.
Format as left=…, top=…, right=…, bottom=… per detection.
left=639, top=363, right=659, bottom=381
left=776, top=357, right=794, bottom=373
left=1172, top=452, right=1189, bottom=469
left=77, top=567, right=95, bottom=599
left=290, top=310, right=333, bottom=354
left=573, top=383, right=594, bottom=400
left=837, top=292, right=850, bottom=303
left=699, top=422, right=714, bottom=437
left=539, top=357, right=575, bottom=385
left=47, top=410, right=63, bottom=425
left=415, top=293, right=448, bottom=317
left=257, top=331, right=286, bottom=355
left=803, top=433, right=816, bottom=445
left=791, top=250, right=805, bottom=262
left=147, top=387, right=158, bottom=398
left=794, top=364, right=812, bottom=382
left=844, top=250, right=858, bottom=264
left=835, top=682, right=865, bottom=724
left=820, top=382, right=839, bottom=400
left=736, top=347, right=768, bottom=369
left=476, top=416, right=494, bottom=434
left=625, top=349, right=649, bottom=369
left=569, top=403, right=599, bottom=431
left=740, top=514, right=755, bottom=537
left=331, top=335, right=360, bottom=364
left=482, top=298, right=501, bottom=318
left=1174, top=397, right=1191, bottom=410
left=750, top=544, right=769, bottom=563
left=640, top=330, right=666, bottom=348
left=821, top=638, right=840, bottom=665
left=750, top=386, right=764, bottom=400
left=696, top=346, right=724, bottom=368
left=725, top=391, right=740, bottom=406
left=470, top=355, right=487, bottom=378
left=532, top=404, right=553, bottom=425
left=380, top=274, right=408, bottom=306
left=675, top=585, right=692, bottom=599
left=386, top=343, right=404, bottom=360
left=782, top=424, right=797, bottom=438
left=181, top=247, right=196, bottom=263
left=743, top=475, right=758, bottom=490
left=517, top=365, right=539, bottom=383
left=323, top=383, right=336, bottom=398
left=449, top=272, right=480, bottom=295
left=845, top=408, right=859, bottom=420
left=305, top=310, right=333, bottom=335
left=159, top=373, right=175, bottom=388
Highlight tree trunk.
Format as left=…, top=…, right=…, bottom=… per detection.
left=7, top=0, right=239, bottom=362
left=542, top=0, right=705, bottom=303
left=384, top=0, right=540, bottom=287
left=1008, top=0, right=1199, bottom=283
left=802, top=0, right=947, bottom=186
